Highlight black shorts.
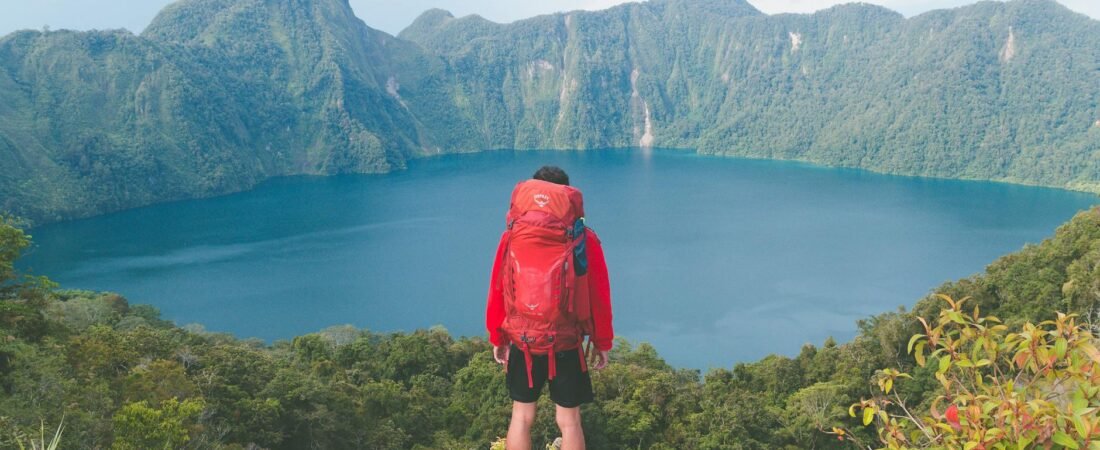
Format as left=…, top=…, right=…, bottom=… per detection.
left=506, top=344, right=594, bottom=408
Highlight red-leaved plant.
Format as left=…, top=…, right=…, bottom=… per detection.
left=833, top=295, right=1100, bottom=449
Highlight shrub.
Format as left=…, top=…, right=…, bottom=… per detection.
left=841, top=295, right=1100, bottom=449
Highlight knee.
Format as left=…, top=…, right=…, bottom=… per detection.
left=512, top=402, right=537, bottom=428
left=555, top=407, right=582, bottom=432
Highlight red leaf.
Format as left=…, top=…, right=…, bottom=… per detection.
left=945, top=404, right=961, bottom=430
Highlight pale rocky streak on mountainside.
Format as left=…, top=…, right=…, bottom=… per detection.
left=1000, top=26, right=1017, bottom=62
left=0, top=0, right=1098, bottom=225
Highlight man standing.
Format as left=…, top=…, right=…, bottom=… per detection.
left=485, top=166, right=614, bottom=450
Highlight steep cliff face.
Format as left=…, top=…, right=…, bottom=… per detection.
left=399, top=0, right=770, bottom=150
left=0, top=28, right=259, bottom=221
left=402, top=0, right=1100, bottom=188
left=143, top=0, right=447, bottom=170
left=0, top=0, right=449, bottom=223
left=1, top=0, right=1098, bottom=224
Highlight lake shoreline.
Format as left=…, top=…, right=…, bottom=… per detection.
left=27, top=147, right=1100, bottom=230
left=21, top=149, right=1097, bottom=367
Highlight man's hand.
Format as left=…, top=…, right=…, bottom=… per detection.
left=493, top=345, right=510, bottom=365
left=592, top=349, right=610, bottom=370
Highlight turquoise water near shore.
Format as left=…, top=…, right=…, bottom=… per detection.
left=20, top=149, right=1099, bottom=368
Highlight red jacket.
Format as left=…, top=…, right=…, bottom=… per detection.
left=486, top=228, right=614, bottom=351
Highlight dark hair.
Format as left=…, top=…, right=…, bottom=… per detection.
left=532, top=165, right=570, bottom=186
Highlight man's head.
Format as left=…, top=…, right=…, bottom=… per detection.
left=533, top=165, right=570, bottom=186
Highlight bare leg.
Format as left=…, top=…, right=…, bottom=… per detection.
left=555, top=405, right=585, bottom=450
left=507, top=401, right=537, bottom=450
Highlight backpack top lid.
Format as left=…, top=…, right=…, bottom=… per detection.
left=507, top=179, right=585, bottom=225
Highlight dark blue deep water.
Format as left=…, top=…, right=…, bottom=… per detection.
left=20, top=149, right=1099, bottom=368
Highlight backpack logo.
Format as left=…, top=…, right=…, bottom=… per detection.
left=533, top=193, right=550, bottom=207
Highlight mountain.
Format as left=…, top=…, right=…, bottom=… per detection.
left=400, top=0, right=1100, bottom=185
left=1, top=0, right=1098, bottom=224
left=0, top=0, right=449, bottom=223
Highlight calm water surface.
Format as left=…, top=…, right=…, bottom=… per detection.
left=20, top=149, right=1099, bottom=368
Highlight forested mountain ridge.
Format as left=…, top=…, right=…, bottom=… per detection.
left=401, top=0, right=1100, bottom=186
left=1, top=0, right=1098, bottom=224
left=0, top=0, right=445, bottom=224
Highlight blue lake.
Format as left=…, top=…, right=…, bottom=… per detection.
left=19, top=149, right=1099, bottom=368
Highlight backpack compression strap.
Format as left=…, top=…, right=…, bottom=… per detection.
left=579, top=339, right=590, bottom=373
left=523, top=343, right=534, bottom=389
left=520, top=338, right=588, bottom=389
left=520, top=337, right=559, bottom=389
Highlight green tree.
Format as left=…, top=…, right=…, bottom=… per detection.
left=111, top=397, right=205, bottom=450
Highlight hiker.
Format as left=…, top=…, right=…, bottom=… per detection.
left=485, top=165, right=614, bottom=450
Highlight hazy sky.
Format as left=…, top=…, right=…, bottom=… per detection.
left=1, top=0, right=1096, bottom=37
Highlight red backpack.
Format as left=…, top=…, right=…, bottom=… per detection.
left=501, top=179, right=593, bottom=387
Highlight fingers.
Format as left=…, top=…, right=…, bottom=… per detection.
left=594, top=351, right=610, bottom=370
left=493, top=346, right=510, bottom=365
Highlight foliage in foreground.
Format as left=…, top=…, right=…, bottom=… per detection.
left=9, top=419, right=64, bottom=450
left=2, top=206, right=1100, bottom=448
left=845, top=295, right=1100, bottom=449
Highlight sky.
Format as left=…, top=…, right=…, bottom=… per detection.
left=0, top=0, right=1096, bottom=37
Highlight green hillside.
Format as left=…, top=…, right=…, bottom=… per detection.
left=0, top=0, right=444, bottom=223
left=401, top=0, right=1100, bottom=186
left=1, top=0, right=1099, bottom=224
